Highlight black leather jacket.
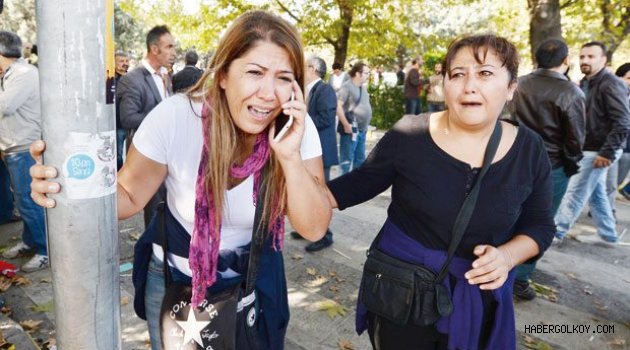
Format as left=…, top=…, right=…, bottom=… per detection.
left=579, top=68, right=630, bottom=160
left=511, top=69, right=585, bottom=175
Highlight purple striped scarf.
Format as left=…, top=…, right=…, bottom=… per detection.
left=189, top=101, right=285, bottom=306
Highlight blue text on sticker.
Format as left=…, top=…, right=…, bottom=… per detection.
left=67, top=154, right=95, bottom=179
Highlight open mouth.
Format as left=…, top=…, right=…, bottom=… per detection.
left=461, top=102, right=482, bottom=107
left=248, top=105, right=274, bottom=120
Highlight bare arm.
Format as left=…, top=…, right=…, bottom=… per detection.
left=283, top=156, right=331, bottom=241
left=117, top=144, right=167, bottom=219
left=270, top=80, right=331, bottom=241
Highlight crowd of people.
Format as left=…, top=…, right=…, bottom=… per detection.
left=1, top=8, right=629, bottom=350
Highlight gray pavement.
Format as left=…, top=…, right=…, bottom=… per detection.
left=0, top=131, right=629, bottom=349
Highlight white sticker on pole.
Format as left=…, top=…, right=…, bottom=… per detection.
left=62, top=131, right=117, bottom=199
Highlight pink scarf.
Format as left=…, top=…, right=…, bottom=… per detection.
left=189, top=101, right=285, bottom=306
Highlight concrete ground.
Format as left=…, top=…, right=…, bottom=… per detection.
left=0, top=130, right=628, bottom=349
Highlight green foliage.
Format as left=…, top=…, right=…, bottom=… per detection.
left=368, top=83, right=405, bottom=130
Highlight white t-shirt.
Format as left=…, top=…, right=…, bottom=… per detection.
left=133, top=94, right=322, bottom=275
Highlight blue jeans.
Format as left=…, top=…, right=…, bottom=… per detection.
left=339, top=130, right=367, bottom=175
left=0, top=158, right=15, bottom=223
left=555, top=150, right=621, bottom=242
left=116, top=128, right=126, bottom=170
left=4, top=151, right=47, bottom=254
left=145, top=255, right=166, bottom=350
left=405, top=98, right=421, bottom=115
left=516, top=167, right=569, bottom=282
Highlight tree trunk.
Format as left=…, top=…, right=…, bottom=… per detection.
left=599, top=0, right=630, bottom=62
left=332, top=0, right=353, bottom=68
left=528, top=0, right=563, bottom=67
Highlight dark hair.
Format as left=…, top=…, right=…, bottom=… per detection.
left=0, top=31, right=22, bottom=58
left=616, top=62, right=630, bottom=78
left=114, top=51, right=128, bottom=58
left=581, top=41, right=607, bottom=56
left=535, top=39, right=568, bottom=69
left=349, top=61, right=367, bottom=78
left=146, top=25, right=171, bottom=52
left=332, top=62, right=343, bottom=71
left=184, top=50, right=199, bottom=66
left=411, top=59, right=417, bottom=65
left=443, top=34, right=519, bottom=83
left=308, top=56, right=326, bottom=78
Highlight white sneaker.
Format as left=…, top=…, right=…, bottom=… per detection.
left=21, top=254, right=49, bottom=273
left=2, top=242, right=34, bottom=259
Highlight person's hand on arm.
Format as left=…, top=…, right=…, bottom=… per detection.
left=593, top=155, right=612, bottom=168
left=269, top=80, right=331, bottom=241
left=29, top=141, right=167, bottom=220
left=464, top=234, right=539, bottom=290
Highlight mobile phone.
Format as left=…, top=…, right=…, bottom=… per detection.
left=273, top=91, right=295, bottom=142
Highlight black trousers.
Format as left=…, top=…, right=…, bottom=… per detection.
left=367, top=312, right=448, bottom=350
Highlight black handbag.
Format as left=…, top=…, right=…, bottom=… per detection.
left=158, top=188, right=267, bottom=350
left=359, top=121, right=502, bottom=326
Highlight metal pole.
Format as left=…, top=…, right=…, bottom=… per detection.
left=36, top=0, right=121, bottom=349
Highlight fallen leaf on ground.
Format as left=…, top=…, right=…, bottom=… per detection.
left=338, top=339, right=355, bottom=349
left=39, top=278, right=52, bottom=284
left=128, top=232, right=141, bottom=241
left=20, top=319, right=42, bottom=331
left=329, top=286, right=340, bottom=293
left=43, top=338, right=56, bottom=348
left=530, top=282, right=558, bottom=302
left=121, top=296, right=129, bottom=306
left=291, top=254, right=303, bottom=261
left=0, top=279, right=12, bottom=292
left=565, top=272, right=577, bottom=279
left=309, top=276, right=328, bottom=287
left=606, top=338, right=626, bottom=346
left=521, top=334, right=552, bottom=350
left=13, top=275, right=31, bottom=286
left=317, top=300, right=347, bottom=319
left=306, top=267, right=317, bottom=276
left=583, top=288, right=593, bottom=295
left=30, top=300, right=54, bottom=313
left=329, top=270, right=338, bottom=277
left=335, top=277, right=346, bottom=283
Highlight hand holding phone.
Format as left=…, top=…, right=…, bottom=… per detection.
left=273, top=91, right=295, bottom=142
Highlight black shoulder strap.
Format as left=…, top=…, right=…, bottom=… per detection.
left=367, top=121, right=503, bottom=282
left=159, top=178, right=268, bottom=293
left=434, top=121, right=502, bottom=283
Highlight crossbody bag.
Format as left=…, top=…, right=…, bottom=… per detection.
left=158, top=189, right=267, bottom=350
left=359, top=121, right=502, bottom=326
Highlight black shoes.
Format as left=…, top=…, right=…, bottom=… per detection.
left=305, top=232, right=333, bottom=252
left=513, top=280, right=536, bottom=300
left=290, top=230, right=334, bottom=252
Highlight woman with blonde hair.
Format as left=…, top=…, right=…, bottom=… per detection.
left=30, top=10, right=331, bottom=349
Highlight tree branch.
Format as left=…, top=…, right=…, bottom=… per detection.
left=274, top=0, right=301, bottom=23
left=560, top=0, right=579, bottom=9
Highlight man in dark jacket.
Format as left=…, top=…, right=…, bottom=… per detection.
left=510, top=39, right=585, bottom=299
left=290, top=56, right=338, bottom=252
left=555, top=41, right=630, bottom=244
left=117, top=25, right=175, bottom=228
left=403, top=59, right=421, bottom=114
left=171, top=50, right=203, bottom=93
